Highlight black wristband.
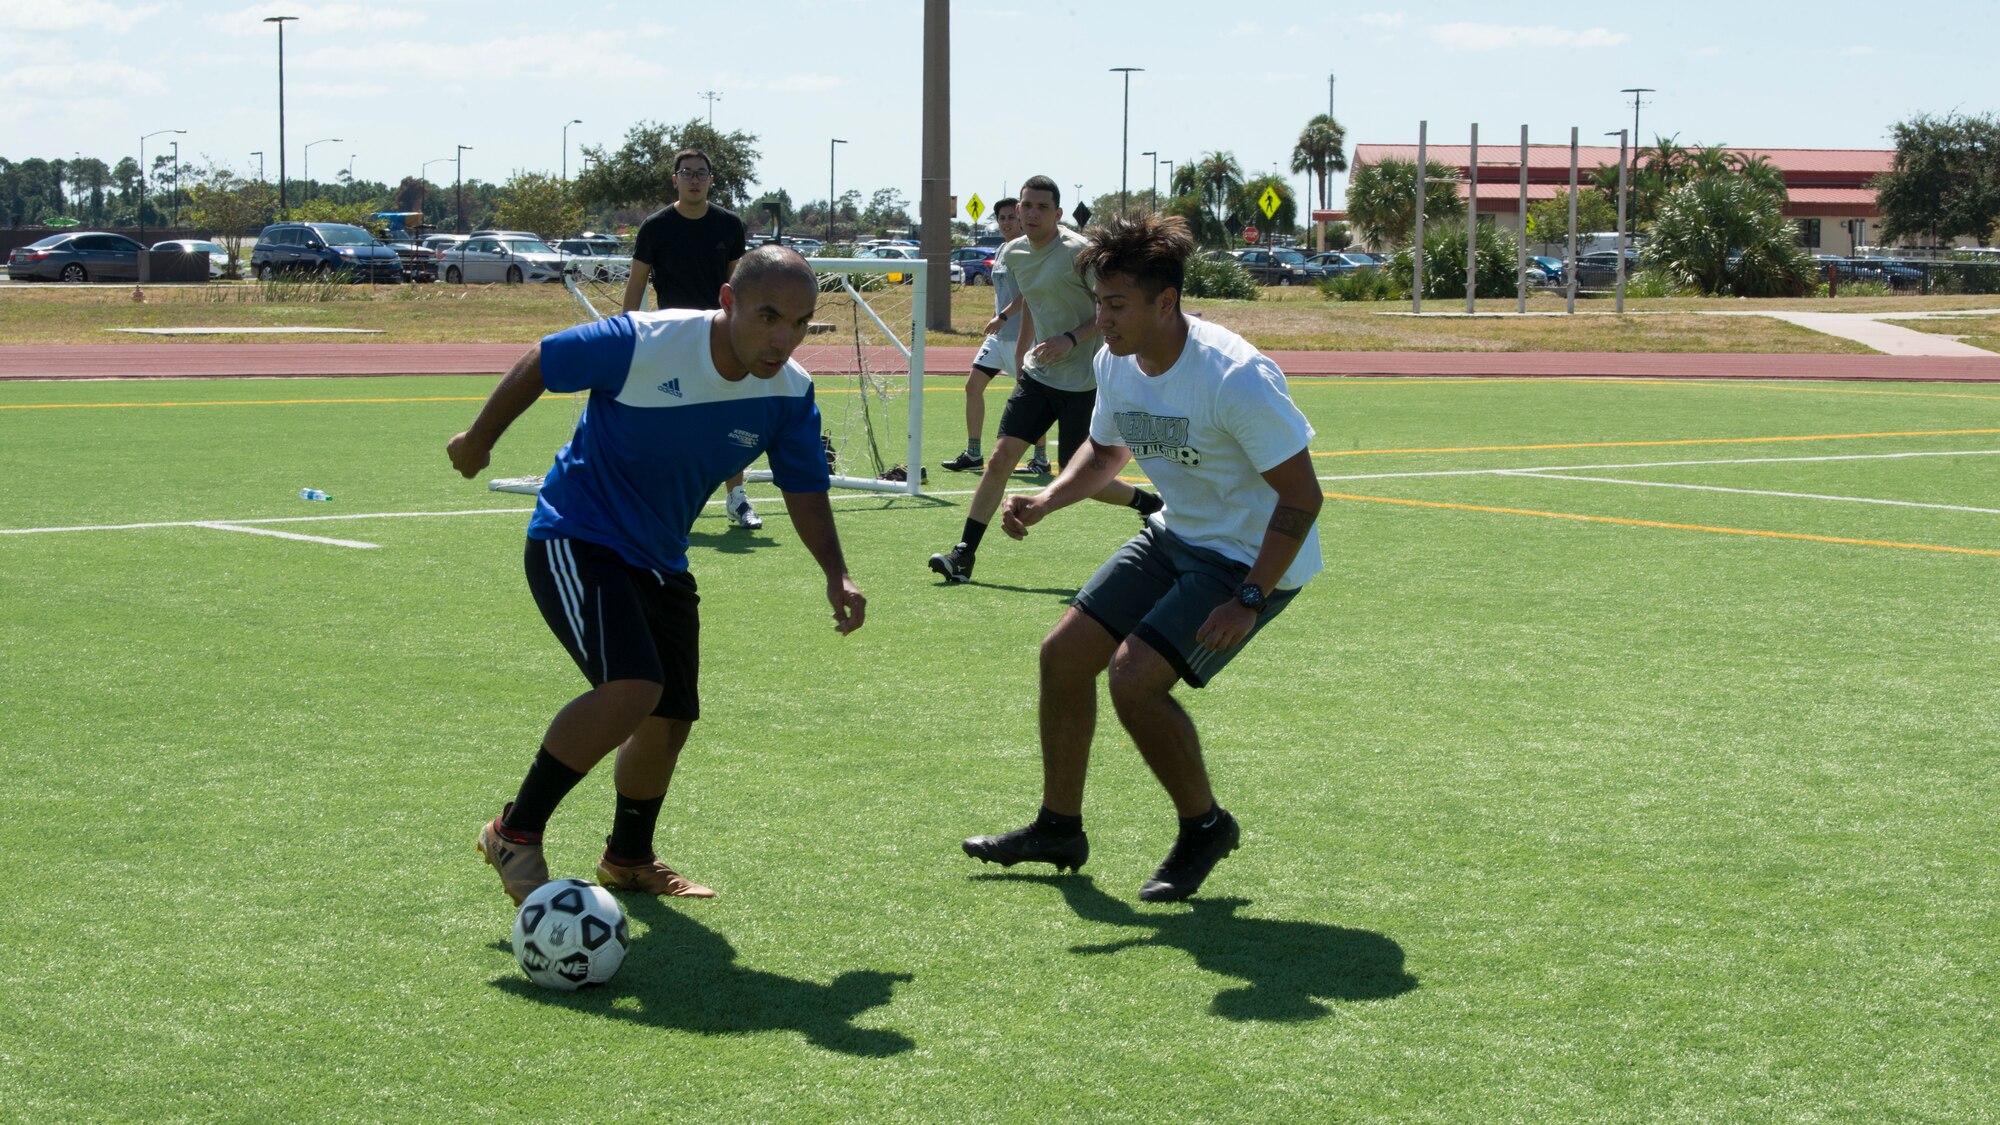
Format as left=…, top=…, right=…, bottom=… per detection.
left=1062, top=330, right=1077, bottom=346
left=997, top=311, right=1008, bottom=322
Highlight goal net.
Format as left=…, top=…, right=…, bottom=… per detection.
left=490, top=256, right=927, bottom=498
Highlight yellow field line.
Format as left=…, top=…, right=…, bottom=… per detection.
left=1324, top=491, right=2000, bottom=558
left=1581, top=378, right=2000, bottom=403
left=1312, top=428, right=2000, bottom=458
left=0, top=385, right=880, bottom=411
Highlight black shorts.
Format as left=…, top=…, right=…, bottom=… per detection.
left=997, top=375, right=1096, bottom=468
left=523, top=537, right=701, bottom=721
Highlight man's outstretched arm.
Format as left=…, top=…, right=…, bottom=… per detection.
left=447, top=344, right=545, bottom=479
left=1000, top=437, right=1134, bottom=540
left=781, top=490, right=866, bottom=636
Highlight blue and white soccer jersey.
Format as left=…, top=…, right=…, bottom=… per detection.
left=528, top=308, right=831, bottom=574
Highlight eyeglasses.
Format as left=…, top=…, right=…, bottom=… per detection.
left=676, top=168, right=713, bottom=179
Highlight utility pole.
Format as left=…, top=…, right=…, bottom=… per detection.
left=697, top=90, right=721, bottom=126
left=456, top=144, right=473, bottom=233
left=251, top=151, right=264, bottom=184
left=263, top=16, right=297, bottom=215
left=828, top=138, right=846, bottom=244
left=1110, top=67, right=1142, bottom=216
left=1141, top=151, right=1157, bottom=212
left=1328, top=71, right=1335, bottom=118
left=921, top=0, right=952, bottom=330
left=1620, top=87, right=1653, bottom=253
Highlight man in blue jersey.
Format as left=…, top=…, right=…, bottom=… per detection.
left=449, top=245, right=866, bottom=905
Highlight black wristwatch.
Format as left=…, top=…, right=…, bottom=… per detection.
left=1235, top=583, right=1268, bottom=614
left=1062, top=330, right=1077, bottom=346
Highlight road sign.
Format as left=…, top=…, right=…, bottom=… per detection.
left=967, top=194, right=985, bottom=223
left=1073, top=202, right=1092, bottom=226
left=1258, top=185, right=1281, bottom=219
left=1243, top=225, right=1261, bottom=244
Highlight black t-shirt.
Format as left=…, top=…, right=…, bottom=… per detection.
left=631, top=204, right=747, bottom=311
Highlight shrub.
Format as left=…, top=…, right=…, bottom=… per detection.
left=1385, top=221, right=1520, bottom=300
left=1622, top=269, right=1689, bottom=298
left=1182, top=253, right=1260, bottom=300
left=1319, top=269, right=1404, bottom=302
left=1643, top=175, right=1816, bottom=297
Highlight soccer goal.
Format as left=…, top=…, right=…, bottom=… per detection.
left=490, top=257, right=926, bottom=497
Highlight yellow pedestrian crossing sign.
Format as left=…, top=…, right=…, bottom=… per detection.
left=967, top=194, right=985, bottom=223
left=1258, top=185, right=1282, bottom=219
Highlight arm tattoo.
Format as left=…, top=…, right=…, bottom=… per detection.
left=1268, top=505, right=1316, bottom=540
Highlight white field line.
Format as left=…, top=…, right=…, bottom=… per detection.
left=1314, top=448, right=2000, bottom=484
left=1495, top=474, right=2000, bottom=516
left=195, top=522, right=382, bottom=548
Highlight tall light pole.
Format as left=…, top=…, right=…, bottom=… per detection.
left=251, top=151, right=264, bottom=184
left=561, top=118, right=582, bottom=181
left=138, top=127, right=184, bottom=251
left=1328, top=71, right=1336, bottom=117
left=828, top=138, right=846, bottom=244
left=1620, top=87, right=1653, bottom=250
left=1109, top=67, right=1142, bottom=216
left=1165, top=158, right=1176, bottom=199
left=304, top=137, right=341, bottom=203
left=169, top=139, right=180, bottom=227
left=263, top=16, right=298, bottom=215
left=697, top=90, right=721, bottom=126
left=1141, top=150, right=1157, bottom=212
left=455, top=144, right=473, bottom=233
left=1607, top=129, right=1629, bottom=313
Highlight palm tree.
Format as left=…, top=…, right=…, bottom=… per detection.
left=1344, top=158, right=1463, bottom=249
left=1289, top=114, right=1348, bottom=211
left=1194, top=150, right=1243, bottom=226
left=1643, top=174, right=1814, bottom=297
left=1733, top=153, right=1789, bottom=202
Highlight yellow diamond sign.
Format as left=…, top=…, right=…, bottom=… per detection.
left=967, top=194, right=985, bottom=223
left=1258, top=185, right=1282, bottom=219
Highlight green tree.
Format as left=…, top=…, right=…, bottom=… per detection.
left=860, top=187, right=911, bottom=235
left=1874, top=112, right=2000, bottom=247
left=1289, top=113, right=1348, bottom=211
left=1344, top=158, right=1463, bottom=249
left=576, top=119, right=761, bottom=213
left=1642, top=174, right=1815, bottom=297
left=1162, top=191, right=1227, bottom=248
left=1232, top=174, right=1297, bottom=235
left=182, top=166, right=277, bottom=275
left=290, top=197, right=384, bottom=228
left=1526, top=188, right=1619, bottom=248
left=1192, top=151, right=1243, bottom=226
left=1387, top=221, right=1520, bottom=301
left=492, top=171, right=583, bottom=240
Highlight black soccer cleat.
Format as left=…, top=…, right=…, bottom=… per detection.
left=928, top=542, right=974, bottom=584
left=1138, top=810, right=1240, bottom=902
left=941, top=450, right=985, bottom=472
left=961, top=823, right=1089, bottom=873
left=1020, top=453, right=1052, bottom=476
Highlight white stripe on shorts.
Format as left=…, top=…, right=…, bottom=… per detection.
left=546, top=539, right=588, bottom=656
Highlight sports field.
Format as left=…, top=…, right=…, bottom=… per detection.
left=3, top=370, right=1995, bottom=1121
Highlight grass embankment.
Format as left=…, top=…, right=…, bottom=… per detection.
left=7, top=280, right=1998, bottom=353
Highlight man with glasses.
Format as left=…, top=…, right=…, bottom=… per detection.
left=624, top=148, right=761, bottom=529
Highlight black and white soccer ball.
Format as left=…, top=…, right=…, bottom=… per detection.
left=511, top=878, right=629, bottom=991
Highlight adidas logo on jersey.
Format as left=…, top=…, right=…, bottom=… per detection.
left=657, top=378, right=683, bottom=398
left=727, top=428, right=760, bottom=448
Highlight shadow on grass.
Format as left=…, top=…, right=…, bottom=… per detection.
left=993, top=873, right=1417, bottom=1021
left=491, top=895, right=916, bottom=1056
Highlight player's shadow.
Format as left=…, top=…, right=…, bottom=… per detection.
left=687, top=526, right=780, bottom=556
left=945, top=580, right=1079, bottom=600
left=991, top=874, right=1417, bottom=1021
left=490, top=895, right=916, bottom=1056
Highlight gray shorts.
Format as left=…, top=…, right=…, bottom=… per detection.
left=972, top=333, right=1018, bottom=377
left=1071, top=521, right=1299, bottom=688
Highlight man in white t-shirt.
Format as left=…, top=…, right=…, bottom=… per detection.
left=961, top=214, right=1323, bottom=903
left=940, top=198, right=1049, bottom=475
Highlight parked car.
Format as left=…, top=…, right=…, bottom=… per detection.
left=1231, top=248, right=1314, bottom=286
left=379, top=240, right=438, bottom=282
left=552, top=238, right=633, bottom=281
left=437, top=234, right=568, bottom=283
left=6, top=231, right=143, bottom=282
left=151, top=239, right=230, bottom=279
left=1572, top=249, right=1639, bottom=288
left=1529, top=255, right=1565, bottom=286
left=1303, top=251, right=1358, bottom=276
left=421, top=233, right=468, bottom=258
left=783, top=236, right=823, bottom=254
left=250, top=222, right=403, bottom=282
left=951, top=245, right=997, bottom=285
left=855, top=244, right=963, bottom=284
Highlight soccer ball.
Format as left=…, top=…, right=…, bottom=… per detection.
left=512, top=878, right=629, bottom=991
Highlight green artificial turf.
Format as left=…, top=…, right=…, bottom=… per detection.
left=2, top=372, right=1996, bottom=1121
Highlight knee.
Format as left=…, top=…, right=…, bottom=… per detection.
left=596, top=678, right=662, bottom=722
left=1107, top=644, right=1171, bottom=715
left=1039, top=629, right=1102, bottom=685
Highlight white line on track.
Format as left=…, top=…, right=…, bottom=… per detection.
left=1493, top=474, right=2000, bottom=515
left=195, top=522, right=382, bottom=548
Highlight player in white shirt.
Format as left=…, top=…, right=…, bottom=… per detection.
left=961, top=214, right=1323, bottom=903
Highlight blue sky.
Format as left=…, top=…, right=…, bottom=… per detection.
left=2, top=0, right=1988, bottom=213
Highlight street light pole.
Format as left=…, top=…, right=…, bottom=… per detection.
left=1620, top=87, right=1653, bottom=252
left=304, top=137, right=341, bottom=204
left=1141, top=151, right=1157, bottom=212
left=1607, top=129, right=1629, bottom=314
left=697, top=90, right=722, bottom=127
left=138, top=128, right=185, bottom=253
left=263, top=16, right=298, bottom=215
left=170, top=140, right=180, bottom=227
left=251, top=151, right=264, bottom=184
left=562, top=119, right=582, bottom=181
left=1109, top=67, right=1142, bottom=216
left=828, top=138, right=846, bottom=244
left=456, top=144, right=473, bottom=233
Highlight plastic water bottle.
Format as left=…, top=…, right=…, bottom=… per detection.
left=298, top=488, right=332, bottom=502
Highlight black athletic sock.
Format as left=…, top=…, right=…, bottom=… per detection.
left=960, top=518, right=988, bottom=552
left=502, top=747, right=588, bottom=837
left=1033, top=806, right=1084, bottom=838
left=605, top=792, right=666, bottom=863
left=1177, top=804, right=1226, bottom=836
left=1129, top=489, right=1164, bottom=516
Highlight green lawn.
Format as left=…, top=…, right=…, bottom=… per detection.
left=2, top=372, right=1995, bottom=1121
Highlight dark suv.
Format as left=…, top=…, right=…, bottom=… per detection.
left=250, top=222, right=404, bottom=282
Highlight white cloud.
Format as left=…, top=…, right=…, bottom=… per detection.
left=1430, top=23, right=1630, bottom=52
left=0, top=61, right=170, bottom=99
left=0, top=1, right=165, bottom=33
left=1229, top=22, right=1261, bottom=37
left=207, top=3, right=428, bottom=37
left=1692, top=44, right=1727, bottom=58
left=1356, top=12, right=1405, bottom=29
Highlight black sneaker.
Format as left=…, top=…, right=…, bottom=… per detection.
left=1138, top=810, right=1240, bottom=902
left=961, top=822, right=1089, bottom=873
left=1022, top=453, right=1052, bottom=475
left=942, top=450, right=985, bottom=472
left=928, top=542, right=974, bottom=584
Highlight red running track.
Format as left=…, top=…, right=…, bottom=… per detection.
left=1, top=343, right=1996, bottom=382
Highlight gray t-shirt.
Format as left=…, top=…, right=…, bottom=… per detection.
left=999, top=227, right=1096, bottom=392
left=991, top=250, right=1021, bottom=346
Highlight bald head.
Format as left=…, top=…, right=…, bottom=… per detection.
left=731, top=244, right=818, bottom=298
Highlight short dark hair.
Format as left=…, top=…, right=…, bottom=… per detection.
left=674, top=148, right=711, bottom=173
left=730, top=243, right=817, bottom=296
left=1075, top=214, right=1195, bottom=310
left=1020, top=175, right=1059, bottom=206
left=993, top=196, right=1019, bottom=214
